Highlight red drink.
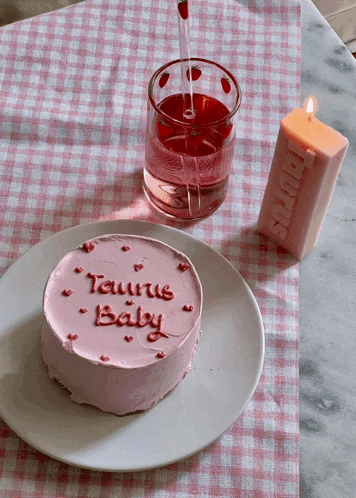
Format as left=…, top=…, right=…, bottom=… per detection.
left=144, top=59, right=241, bottom=219
left=145, top=93, right=234, bottom=218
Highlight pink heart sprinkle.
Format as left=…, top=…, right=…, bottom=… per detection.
left=62, top=289, right=73, bottom=296
left=179, top=262, right=190, bottom=271
left=67, top=334, right=78, bottom=340
left=134, top=264, right=144, bottom=272
left=100, top=355, right=110, bottom=362
left=82, top=241, right=95, bottom=253
left=75, top=266, right=84, bottom=273
left=125, top=335, right=134, bottom=342
left=183, top=305, right=194, bottom=311
left=122, top=245, right=130, bottom=251
left=126, top=300, right=134, bottom=306
left=156, top=351, right=166, bottom=359
left=80, top=308, right=88, bottom=313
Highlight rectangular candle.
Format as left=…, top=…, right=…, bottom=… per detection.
left=257, top=98, right=349, bottom=260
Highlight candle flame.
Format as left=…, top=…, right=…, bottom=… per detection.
left=304, top=96, right=316, bottom=116
left=306, top=98, right=314, bottom=114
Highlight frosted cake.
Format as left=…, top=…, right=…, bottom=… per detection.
left=41, top=234, right=203, bottom=416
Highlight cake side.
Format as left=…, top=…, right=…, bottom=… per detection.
left=41, top=318, right=201, bottom=415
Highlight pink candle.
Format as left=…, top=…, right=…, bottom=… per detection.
left=257, top=97, right=349, bottom=260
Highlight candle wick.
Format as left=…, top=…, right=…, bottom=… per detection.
left=308, top=115, right=312, bottom=123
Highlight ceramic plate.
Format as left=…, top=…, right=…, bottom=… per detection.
left=0, top=220, right=264, bottom=471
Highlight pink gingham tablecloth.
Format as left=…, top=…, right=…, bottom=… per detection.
left=0, top=0, right=300, bottom=496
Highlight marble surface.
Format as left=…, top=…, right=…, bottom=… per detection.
left=300, top=0, right=356, bottom=497
left=0, top=0, right=82, bottom=27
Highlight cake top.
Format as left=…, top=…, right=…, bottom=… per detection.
left=43, top=234, right=203, bottom=368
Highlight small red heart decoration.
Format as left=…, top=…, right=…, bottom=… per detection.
left=62, top=289, right=73, bottom=296
left=75, top=266, right=84, bottom=273
left=178, top=262, right=190, bottom=271
left=82, top=241, right=95, bottom=253
left=156, top=351, right=166, bottom=359
left=183, top=305, right=194, bottom=311
left=126, top=300, right=134, bottom=306
left=122, top=245, right=131, bottom=251
left=134, top=264, right=144, bottom=272
left=125, top=335, right=134, bottom=342
left=67, top=334, right=78, bottom=340
left=100, top=355, right=110, bottom=362
left=80, top=308, right=88, bottom=313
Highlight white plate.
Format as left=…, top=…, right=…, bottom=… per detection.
left=0, top=220, right=264, bottom=471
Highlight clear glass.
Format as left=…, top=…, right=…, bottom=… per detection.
left=144, top=58, right=242, bottom=220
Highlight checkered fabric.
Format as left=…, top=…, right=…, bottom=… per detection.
left=0, top=0, right=300, bottom=496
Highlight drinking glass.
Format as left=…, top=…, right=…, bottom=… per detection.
left=144, top=58, right=241, bottom=220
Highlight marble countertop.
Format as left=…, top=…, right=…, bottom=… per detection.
left=300, top=0, right=356, bottom=496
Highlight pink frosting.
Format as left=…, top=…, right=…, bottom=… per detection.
left=41, top=234, right=203, bottom=416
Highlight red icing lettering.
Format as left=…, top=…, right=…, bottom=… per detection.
left=161, top=284, right=175, bottom=300
left=75, top=267, right=84, bottom=273
left=87, top=273, right=105, bottom=293
left=147, top=331, right=169, bottom=342
left=86, top=273, right=174, bottom=300
left=126, top=300, right=134, bottom=305
left=117, top=312, right=136, bottom=326
left=83, top=241, right=95, bottom=253
left=122, top=245, right=130, bottom=251
left=136, top=283, right=174, bottom=300
left=95, top=304, right=117, bottom=326
left=150, top=313, right=165, bottom=333
left=100, top=355, right=110, bottom=362
left=114, top=281, right=135, bottom=295
left=95, top=304, right=168, bottom=341
left=98, top=280, right=114, bottom=294
left=134, top=264, right=144, bottom=272
left=183, top=304, right=194, bottom=311
left=136, top=282, right=153, bottom=296
left=125, top=335, right=134, bottom=342
left=67, top=334, right=78, bottom=340
left=62, top=289, right=73, bottom=296
left=80, top=308, right=88, bottom=313
left=179, top=262, right=190, bottom=271
left=154, top=284, right=163, bottom=298
left=137, top=306, right=152, bottom=327
left=147, top=285, right=157, bottom=298
left=156, top=351, right=166, bottom=358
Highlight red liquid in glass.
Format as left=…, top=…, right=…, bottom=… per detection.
left=144, top=93, right=235, bottom=219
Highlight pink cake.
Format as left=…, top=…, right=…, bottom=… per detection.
left=41, top=234, right=203, bottom=416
